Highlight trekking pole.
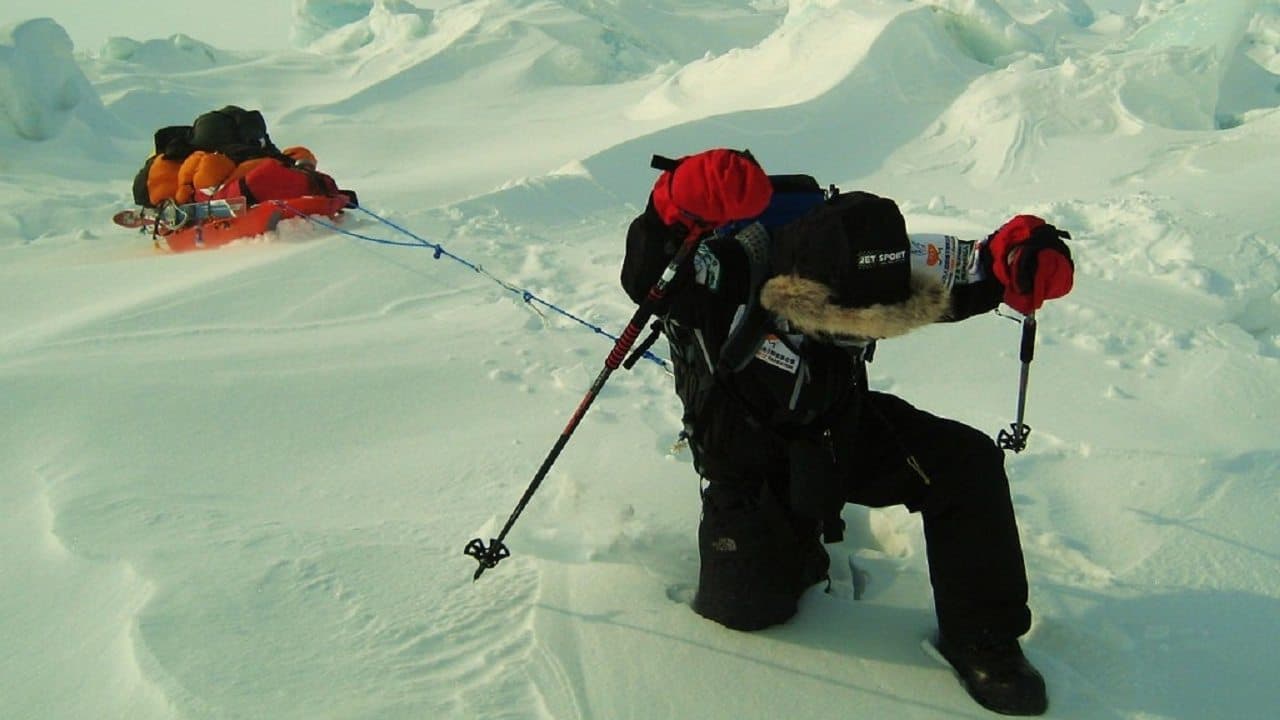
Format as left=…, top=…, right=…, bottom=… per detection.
left=997, top=312, right=1036, bottom=453
left=464, top=228, right=705, bottom=581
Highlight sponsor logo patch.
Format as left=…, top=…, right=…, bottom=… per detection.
left=693, top=243, right=721, bottom=291
left=856, top=249, right=908, bottom=269
left=754, top=335, right=801, bottom=374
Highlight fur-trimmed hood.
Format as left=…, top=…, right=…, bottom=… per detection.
left=759, top=272, right=950, bottom=340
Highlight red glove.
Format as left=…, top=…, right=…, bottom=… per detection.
left=987, top=215, right=1074, bottom=315
left=651, top=149, right=772, bottom=231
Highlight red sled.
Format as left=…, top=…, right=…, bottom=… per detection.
left=157, top=194, right=349, bottom=253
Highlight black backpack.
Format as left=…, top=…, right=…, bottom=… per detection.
left=189, top=106, right=280, bottom=163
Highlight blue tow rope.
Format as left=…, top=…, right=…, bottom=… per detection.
left=292, top=203, right=673, bottom=372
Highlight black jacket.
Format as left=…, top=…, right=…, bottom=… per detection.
left=621, top=190, right=1002, bottom=486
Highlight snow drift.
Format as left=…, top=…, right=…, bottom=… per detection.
left=1, top=1, right=1279, bottom=719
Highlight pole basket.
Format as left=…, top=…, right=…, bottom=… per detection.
left=464, top=537, right=511, bottom=581
left=997, top=422, right=1031, bottom=453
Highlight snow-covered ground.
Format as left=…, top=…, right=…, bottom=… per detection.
left=2, top=1, right=1277, bottom=718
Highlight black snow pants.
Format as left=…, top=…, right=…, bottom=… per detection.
left=698, top=390, right=1032, bottom=642
left=838, top=391, right=1032, bottom=642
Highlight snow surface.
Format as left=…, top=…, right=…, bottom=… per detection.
left=2, top=1, right=1278, bottom=718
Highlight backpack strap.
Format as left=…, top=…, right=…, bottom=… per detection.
left=650, top=154, right=681, bottom=172
left=717, top=222, right=774, bottom=373
left=651, top=150, right=762, bottom=173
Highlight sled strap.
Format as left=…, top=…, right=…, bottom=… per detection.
left=237, top=177, right=259, bottom=207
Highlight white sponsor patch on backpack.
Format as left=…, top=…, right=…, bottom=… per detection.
left=754, top=334, right=801, bottom=374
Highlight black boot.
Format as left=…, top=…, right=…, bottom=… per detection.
left=692, top=482, right=829, bottom=631
left=934, top=633, right=1048, bottom=716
